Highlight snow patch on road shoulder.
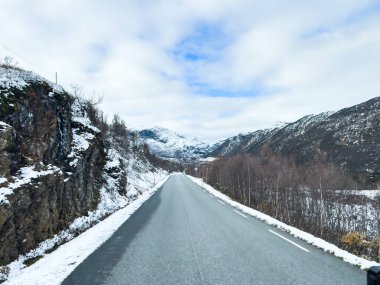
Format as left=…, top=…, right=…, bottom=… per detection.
left=187, top=175, right=380, bottom=271
left=3, top=174, right=171, bottom=285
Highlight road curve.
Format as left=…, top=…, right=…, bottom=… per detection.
left=62, top=173, right=365, bottom=285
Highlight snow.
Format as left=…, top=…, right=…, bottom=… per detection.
left=273, top=121, right=289, bottom=129
left=139, top=127, right=216, bottom=161
left=200, top=157, right=217, bottom=162
left=67, top=99, right=99, bottom=167
left=0, top=164, right=61, bottom=205
left=67, top=131, right=95, bottom=165
left=105, top=148, right=121, bottom=168
left=0, top=67, right=64, bottom=93
left=71, top=99, right=99, bottom=132
left=0, top=187, right=12, bottom=205
left=188, top=175, right=380, bottom=271
left=0, top=129, right=168, bottom=283
left=336, top=190, right=380, bottom=200
left=0, top=121, right=11, bottom=128
left=2, top=174, right=170, bottom=285
left=0, top=66, right=172, bottom=283
left=72, top=115, right=100, bottom=133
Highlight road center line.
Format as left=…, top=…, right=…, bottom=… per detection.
left=217, top=200, right=225, bottom=205
left=233, top=209, right=248, bottom=218
left=269, top=230, right=310, bottom=252
left=208, top=194, right=213, bottom=197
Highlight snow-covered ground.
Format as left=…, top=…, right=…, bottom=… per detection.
left=0, top=66, right=63, bottom=93
left=320, top=190, right=379, bottom=238
left=188, top=175, right=380, bottom=271
left=2, top=174, right=170, bottom=285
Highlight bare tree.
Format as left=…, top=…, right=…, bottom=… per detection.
left=192, top=146, right=378, bottom=261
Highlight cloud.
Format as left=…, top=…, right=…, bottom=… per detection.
left=0, top=0, right=379, bottom=141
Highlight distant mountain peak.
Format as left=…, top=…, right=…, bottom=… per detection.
left=138, top=127, right=217, bottom=162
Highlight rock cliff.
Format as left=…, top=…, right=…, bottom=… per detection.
left=0, top=67, right=119, bottom=265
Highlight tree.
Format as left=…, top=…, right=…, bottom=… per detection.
left=110, top=114, right=129, bottom=154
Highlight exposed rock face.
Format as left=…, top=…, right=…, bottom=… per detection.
left=0, top=122, right=13, bottom=178
left=0, top=67, right=111, bottom=264
left=210, top=97, right=380, bottom=187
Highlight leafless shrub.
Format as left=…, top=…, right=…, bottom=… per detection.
left=0, top=56, right=18, bottom=68
left=71, top=85, right=108, bottom=134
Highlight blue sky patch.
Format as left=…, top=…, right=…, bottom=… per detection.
left=172, top=22, right=231, bottom=63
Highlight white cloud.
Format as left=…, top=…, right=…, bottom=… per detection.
left=0, top=0, right=379, bottom=141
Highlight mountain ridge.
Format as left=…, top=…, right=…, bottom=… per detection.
left=138, top=127, right=219, bottom=163
left=210, top=96, right=380, bottom=186
left=139, top=97, right=379, bottom=186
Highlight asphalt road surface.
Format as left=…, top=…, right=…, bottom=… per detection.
left=62, top=173, right=366, bottom=285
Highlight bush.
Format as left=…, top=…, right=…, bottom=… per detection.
left=0, top=56, right=20, bottom=69
left=340, top=232, right=371, bottom=256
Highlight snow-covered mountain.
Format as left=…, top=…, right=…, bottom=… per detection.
left=138, top=97, right=379, bottom=186
left=138, top=127, right=218, bottom=162
left=210, top=97, right=380, bottom=186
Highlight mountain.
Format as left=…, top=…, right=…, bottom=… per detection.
left=137, top=98, right=379, bottom=186
left=138, top=127, right=217, bottom=162
left=210, top=97, right=380, bottom=186
left=0, top=66, right=165, bottom=266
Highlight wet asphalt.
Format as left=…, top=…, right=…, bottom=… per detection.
left=62, top=173, right=366, bottom=285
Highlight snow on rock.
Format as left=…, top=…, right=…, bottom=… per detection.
left=0, top=134, right=168, bottom=283
left=188, top=175, right=380, bottom=271
left=0, top=121, right=11, bottom=128
left=67, top=99, right=99, bottom=167
left=2, top=174, right=170, bottom=285
left=0, top=66, right=64, bottom=93
left=199, top=157, right=217, bottom=162
left=71, top=99, right=100, bottom=133
left=0, top=164, right=62, bottom=205
left=67, top=131, right=95, bottom=166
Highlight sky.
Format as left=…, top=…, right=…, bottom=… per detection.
left=0, top=0, right=379, bottom=141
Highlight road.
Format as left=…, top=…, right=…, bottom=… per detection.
left=62, top=173, right=366, bottom=285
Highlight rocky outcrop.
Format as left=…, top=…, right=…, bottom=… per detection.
left=0, top=122, right=13, bottom=178
left=0, top=67, right=113, bottom=264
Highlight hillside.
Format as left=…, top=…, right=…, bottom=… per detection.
left=210, top=97, right=380, bottom=187
left=138, top=127, right=217, bottom=163
left=0, top=66, right=165, bottom=269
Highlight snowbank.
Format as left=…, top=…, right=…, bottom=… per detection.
left=3, top=174, right=170, bottom=285
left=188, top=175, right=380, bottom=271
